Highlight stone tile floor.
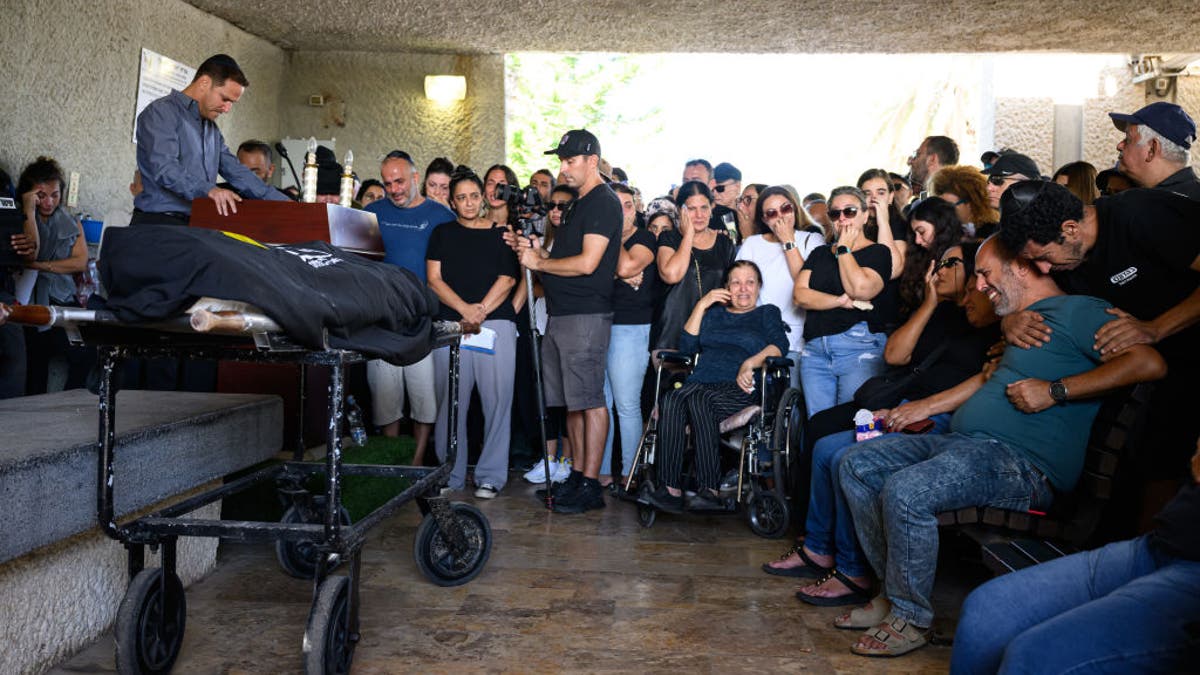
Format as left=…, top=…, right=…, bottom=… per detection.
left=54, top=478, right=984, bottom=673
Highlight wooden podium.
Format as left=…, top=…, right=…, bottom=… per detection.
left=190, top=197, right=384, bottom=450
left=190, top=198, right=383, bottom=254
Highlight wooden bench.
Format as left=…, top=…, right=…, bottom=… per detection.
left=936, top=383, right=1154, bottom=575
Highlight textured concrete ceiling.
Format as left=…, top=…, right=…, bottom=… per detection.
left=184, top=0, right=1200, bottom=54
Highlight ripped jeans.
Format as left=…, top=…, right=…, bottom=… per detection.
left=799, top=321, right=888, bottom=418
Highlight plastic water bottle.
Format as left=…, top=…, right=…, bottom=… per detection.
left=346, top=396, right=367, bottom=446
left=854, top=409, right=884, bottom=442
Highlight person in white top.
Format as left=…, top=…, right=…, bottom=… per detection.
left=735, top=185, right=825, bottom=388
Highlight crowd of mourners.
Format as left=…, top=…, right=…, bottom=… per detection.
left=1, top=53, right=1197, bottom=671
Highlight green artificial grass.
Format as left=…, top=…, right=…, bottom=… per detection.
left=221, top=434, right=417, bottom=524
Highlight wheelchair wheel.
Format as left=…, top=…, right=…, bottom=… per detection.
left=303, top=575, right=356, bottom=674
left=747, top=491, right=790, bottom=539
left=115, top=568, right=186, bottom=675
left=637, top=502, right=657, bottom=528
left=771, top=387, right=803, bottom=459
left=413, top=502, right=492, bottom=587
left=276, top=502, right=353, bottom=579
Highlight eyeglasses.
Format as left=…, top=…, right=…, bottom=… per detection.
left=828, top=206, right=861, bottom=221
left=1000, top=179, right=1049, bottom=218
left=762, top=202, right=795, bottom=220
left=548, top=201, right=573, bottom=211
left=738, top=195, right=755, bottom=206
left=987, top=175, right=1016, bottom=187
left=934, top=256, right=963, bottom=272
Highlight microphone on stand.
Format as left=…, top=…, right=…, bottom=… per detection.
left=275, top=142, right=302, bottom=200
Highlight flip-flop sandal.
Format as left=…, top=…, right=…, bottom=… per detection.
left=833, top=595, right=891, bottom=630
left=795, top=569, right=872, bottom=607
left=850, top=612, right=929, bottom=657
left=761, top=544, right=831, bottom=579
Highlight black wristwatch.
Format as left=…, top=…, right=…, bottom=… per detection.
left=1049, top=379, right=1069, bottom=405
left=834, top=244, right=851, bottom=257
left=782, top=241, right=797, bottom=252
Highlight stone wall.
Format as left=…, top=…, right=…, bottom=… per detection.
left=280, top=51, right=506, bottom=180
left=0, top=0, right=285, bottom=218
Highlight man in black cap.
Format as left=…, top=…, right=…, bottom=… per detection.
left=134, top=54, right=288, bottom=226
left=505, top=129, right=622, bottom=514
left=997, top=180, right=1200, bottom=519
left=983, top=152, right=1040, bottom=210
left=1109, top=102, right=1200, bottom=200
left=710, top=162, right=742, bottom=242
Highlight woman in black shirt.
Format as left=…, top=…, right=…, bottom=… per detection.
left=426, top=167, right=520, bottom=498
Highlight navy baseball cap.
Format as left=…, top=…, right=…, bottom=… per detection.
left=713, top=162, right=742, bottom=182
left=1109, top=102, right=1196, bottom=150
left=982, top=152, right=1041, bottom=179
left=544, top=129, right=600, bottom=158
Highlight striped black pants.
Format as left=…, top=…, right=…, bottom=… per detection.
left=657, top=381, right=755, bottom=491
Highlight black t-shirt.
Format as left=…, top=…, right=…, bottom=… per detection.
left=1156, top=166, right=1200, bottom=201
left=425, top=221, right=519, bottom=322
left=656, top=228, right=736, bottom=281
left=612, top=227, right=658, bottom=325
left=543, top=183, right=622, bottom=316
left=904, top=303, right=1000, bottom=400
left=1151, top=482, right=1200, bottom=561
left=1055, top=188, right=1200, bottom=364
left=801, top=243, right=894, bottom=339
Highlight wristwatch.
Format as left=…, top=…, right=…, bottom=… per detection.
left=1049, top=379, right=1069, bottom=405
left=782, top=241, right=797, bottom=252
left=834, top=244, right=851, bottom=257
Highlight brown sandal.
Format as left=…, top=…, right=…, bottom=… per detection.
left=850, top=611, right=929, bottom=657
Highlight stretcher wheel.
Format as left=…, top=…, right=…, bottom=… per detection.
left=303, top=575, right=355, bottom=674
left=413, top=503, right=492, bottom=587
left=276, top=503, right=352, bottom=579
left=747, top=491, right=790, bottom=539
left=636, top=502, right=657, bottom=528
left=115, top=568, right=187, bottom=675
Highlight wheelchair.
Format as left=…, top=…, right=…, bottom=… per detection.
left=627, top=351, right=804, bottom=538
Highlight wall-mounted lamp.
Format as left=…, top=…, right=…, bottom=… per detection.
left=424, top=75, right=466, bottom=103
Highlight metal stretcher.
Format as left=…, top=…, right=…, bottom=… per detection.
left=12, top=304, right=491, bottom=675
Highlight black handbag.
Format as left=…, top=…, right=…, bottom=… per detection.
left=852, top=343, right=948, bottom=410
left=651, top=259, right=724, bottom=350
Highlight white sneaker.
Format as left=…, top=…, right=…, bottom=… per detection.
left=551, top=459, right=573, bottom=483
left=524, top=459, right=560, bottom=484
left=474, top=484, right=499, bottom=499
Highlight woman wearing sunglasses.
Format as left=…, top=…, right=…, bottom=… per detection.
left=793, top=186, right=896, bottom=418
left=771, top=242, right=1001, bottom=607
left=735, top=186, right=824, bottom=387
left=652, top=180, right=735, bottom=350
left=929, top=165, right=999, bottom=240
left=736, top=182, right=768, bottom=242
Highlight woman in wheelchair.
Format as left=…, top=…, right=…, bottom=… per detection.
left=643, top=260, right=790, bottom=513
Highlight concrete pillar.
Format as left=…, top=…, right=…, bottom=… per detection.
left=1052, top=104, right=1084, bottom=173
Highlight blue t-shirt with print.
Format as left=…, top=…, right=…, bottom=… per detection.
left=950, top=294, right=1114, bottom=491
left=365, top=198, right=454, bottom=282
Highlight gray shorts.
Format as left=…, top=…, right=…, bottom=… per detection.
left=542, top=313, right=612, bottom=411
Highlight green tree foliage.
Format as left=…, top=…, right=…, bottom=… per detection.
left=505, top=53, right=662, bottom=184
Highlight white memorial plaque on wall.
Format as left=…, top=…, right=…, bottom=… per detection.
left=133, top=48, right=196, bottom=142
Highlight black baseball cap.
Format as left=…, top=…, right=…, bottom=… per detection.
left=983, top=152, right=1041, bottom=179
left=1109, top=102, right=1196, bottom=150
left=544, top=129, right=601, bottom=158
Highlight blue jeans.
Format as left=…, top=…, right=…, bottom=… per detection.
left=601, top=323, right=650, bottom=478
left=952, top=535, right=1200, bottom=674
left=839, top=432, right=1053, bottom=627
left=805, top=412, right=953, bottom=579
left=799, top=321, right=888, bottom=419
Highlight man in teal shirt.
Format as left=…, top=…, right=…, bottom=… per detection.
left=834, top=235, right=1167, bottom=658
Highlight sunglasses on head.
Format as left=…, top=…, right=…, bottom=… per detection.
left=828, top=206, right=861, bottom=221
left=934, top=256, right=963, bottom=272
left=762, top=202, right=795, bottom=220
left=548, top=200, right=573, bottom=211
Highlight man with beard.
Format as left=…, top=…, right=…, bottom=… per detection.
left=835, top=235, right=1166, bottom=658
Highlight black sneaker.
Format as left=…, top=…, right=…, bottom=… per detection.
left=536, top=470, right=581, bottom=501
left=552, top=478, right=605, bottom=514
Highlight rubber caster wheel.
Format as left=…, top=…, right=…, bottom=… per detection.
left=276, top=503, right=352, bottom=579
left=637, top=502, right=657, bottom=528
left=303, top=575, right=356, bottom=675
left=413, top=502, right=492, bottom=587
left=747, top=491, right=790, bottom=539
left=115, top=568, right=187, bottom=675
